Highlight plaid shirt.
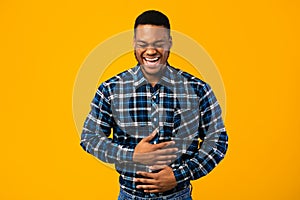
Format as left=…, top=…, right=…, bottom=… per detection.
left=80, top=65, right=228, bottom=198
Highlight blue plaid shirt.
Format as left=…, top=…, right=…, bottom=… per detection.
left=80, top=64, right=228, bottom=198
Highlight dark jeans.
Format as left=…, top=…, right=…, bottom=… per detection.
left=118, top=187, right=192, bottom=200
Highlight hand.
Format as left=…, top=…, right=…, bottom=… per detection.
left=133, top=129, right=178, bottom=166
left=134, top=166, right=177, bottom=193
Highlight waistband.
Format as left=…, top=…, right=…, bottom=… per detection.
left=118, top=186, right=191, bottom=200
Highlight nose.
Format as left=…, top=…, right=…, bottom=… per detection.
left=145, top=47, right=157, bottom=55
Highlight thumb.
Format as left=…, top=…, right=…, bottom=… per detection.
left=143, top=128, right=158, bottom=142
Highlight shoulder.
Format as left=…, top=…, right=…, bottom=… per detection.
left=98, top=65, right=138, bottom=90
left=104, top=67, right=135, bottom=85
left=169, top=65, right=209, bottom=89
left=94, top=66, right=141, bottom=102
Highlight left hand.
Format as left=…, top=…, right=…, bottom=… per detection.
left=134, top=166, right=177, bottom=193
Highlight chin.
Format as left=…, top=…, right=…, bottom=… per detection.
left=142, top=63, right=165, bottom=73
left=143, top=62, right=164, bottom=68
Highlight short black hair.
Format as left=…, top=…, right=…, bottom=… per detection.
left=134, top=10, right=170, bottom=30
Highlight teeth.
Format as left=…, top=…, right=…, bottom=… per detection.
left=144, top=57, right=159, bottom=62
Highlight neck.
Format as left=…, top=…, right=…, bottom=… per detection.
left=140, top=64, right=167, bottom=87
left=145, top=73, right=161, bottom=87
left=145, top=76, right=161, bottom=87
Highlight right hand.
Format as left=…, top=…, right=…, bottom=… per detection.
left=133, top=129, right=178, bottom=166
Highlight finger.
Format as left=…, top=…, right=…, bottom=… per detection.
left=153, top=160, right=172, bottom=165
left=152, top=141, right=175, bottom=149
left=155, top=148, right=178, bottom=155
left=142, top=128, right=158, bottom=142
left=139, top=159, right=170, bottom=166
left=159, top=154, right=177, bottom=158
left=136, top=184, right=158, bottom=190
left=144, top=152, right=177, bottom=165
left=164, top=140, right=176, bottom=147
left=136, top=171, right=156, bottom=179
left=149, top=165, right=168, bottom=171
left=152, top=155, right=177, bottom=163
left=144, top=189, right=160, bottom=193
left=153, top=158, right=174, bottom=165
left=134, top=178, right=156, bottom=184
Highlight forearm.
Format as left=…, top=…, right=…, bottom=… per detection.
left=172, top=83, right=229, bottom=186
left=80, top=128, right=134, bottom=163
left=172, top=130, right=228, bottom=186
left=80, top=84, right=134, bottom=164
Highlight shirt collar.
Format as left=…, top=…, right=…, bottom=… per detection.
left=132, top=65, right=148, bottom=88
left=133, top=63, right=178, bottom=89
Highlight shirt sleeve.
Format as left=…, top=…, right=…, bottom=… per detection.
left=80, top=83, right=134, bottom=164
left=172, top=83, right=228, bottom=188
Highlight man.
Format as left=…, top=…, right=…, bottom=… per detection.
left=80, top=10, right=228, bottom=199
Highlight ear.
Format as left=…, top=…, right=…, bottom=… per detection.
left=133, top=37, right=136, bottom=49
left=169, top=36, right=173, bottom=49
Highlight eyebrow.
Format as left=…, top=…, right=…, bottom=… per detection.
left=136, top=39, right=166, bottom=43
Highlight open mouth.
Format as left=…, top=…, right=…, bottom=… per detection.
left=143, top=57, right=160, bottom=66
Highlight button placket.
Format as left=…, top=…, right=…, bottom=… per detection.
left=148, top=86, right=160, bottom=142
left=150, top=94, right=159, bottom=128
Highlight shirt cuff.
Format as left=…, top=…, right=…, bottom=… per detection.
left=172, top=165, right=192, bottom=189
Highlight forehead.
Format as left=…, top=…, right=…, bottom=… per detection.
left=135, top=25, right=169, bottom=41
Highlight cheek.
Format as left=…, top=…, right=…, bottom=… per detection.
left=159, top=48, right=168, bottom=54
left=161, top=50, right=170, bottom=58
left=134, top=51, right=142, bottom=60
left=135, top=50, right=143, bottom=58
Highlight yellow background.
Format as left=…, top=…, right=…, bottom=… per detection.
left=1, top=0, right=299, bottom=199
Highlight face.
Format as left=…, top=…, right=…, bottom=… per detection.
left=134, top=25, right=172, bottom=83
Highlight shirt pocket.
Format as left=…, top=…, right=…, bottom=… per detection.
left=172, top=108, right=200, bottom=154
left=172, top=108, right=200, bottom=137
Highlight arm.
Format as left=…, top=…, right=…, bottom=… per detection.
left=80, top=83, right=179, bottom=165
left=172, top=83, right=228, bottom=188
left=80, top=83, right=134, bottom=164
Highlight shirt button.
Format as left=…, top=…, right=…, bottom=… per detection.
left=152, top=95, right=156, bottom=99
left=154, top=118, right=157, bottom=122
